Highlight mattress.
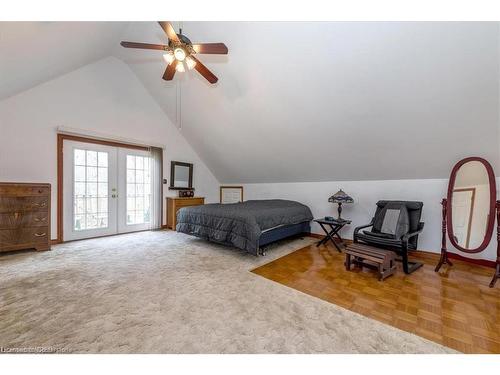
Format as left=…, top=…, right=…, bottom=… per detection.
left=176, top=199, right=313, bottom=255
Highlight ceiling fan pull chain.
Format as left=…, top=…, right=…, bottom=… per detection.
left=177, top=79, right=182, bottom=130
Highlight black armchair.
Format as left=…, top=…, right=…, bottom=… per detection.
left=353, top=200, right=424, bottom=274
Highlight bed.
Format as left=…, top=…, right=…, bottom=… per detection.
left=176, top=199, right=313, bottom=255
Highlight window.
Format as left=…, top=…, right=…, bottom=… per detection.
left=126, top=155, right=152, bottom=225
left=73, top=149, right=109, bottom=231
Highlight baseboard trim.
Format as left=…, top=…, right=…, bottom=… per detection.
left=305, top=233, right=496, bottom=268
left=446, top=252, right=497, bottom=268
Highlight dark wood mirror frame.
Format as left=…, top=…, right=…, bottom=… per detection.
left=169, top=161, right=193, bottom=191
left=435, top=156, right=500, bottom=287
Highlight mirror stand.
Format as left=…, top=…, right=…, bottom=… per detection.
left=491, top=200, right=500, bottom=287
left=436, top=198, right=500, bottom=288
left=435, top=198, right=453, bottom=272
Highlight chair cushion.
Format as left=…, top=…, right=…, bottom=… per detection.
left=363, top=230, right=394, bottom=239
left=372, top=203, right=410, bottom=239
left=375, top=200, right=423, bottom=233
left=355, top=232, right=405, bottom=248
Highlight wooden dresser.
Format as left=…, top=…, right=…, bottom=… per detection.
left=166, top=197, right=205, bottom=230
left=0, top=183, right=51, bottom=253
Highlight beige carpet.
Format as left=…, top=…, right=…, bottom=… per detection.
left=0, top=231, right=455, bottom=353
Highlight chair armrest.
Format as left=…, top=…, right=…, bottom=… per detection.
left=401, top=222, right=425, bottom=243
left=353, top=220, right=374, bottom=238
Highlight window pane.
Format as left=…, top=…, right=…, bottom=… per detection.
left=98, top=152, right=108, bottom=167
left=87, top=197, right=98, bottom=213
left=136, top=184, right=144, bottom=196
left=127, top=155, right=135, bottom=169
left=86, top=166, right=97, bottom=182
left=136, top=170, right=144, bottom=183
left=97, top=214, right=108, bottom=228
left=75, top=197, right=85, bottom=214
left=126, top=169, right=135, bottom=183
left=127, top=197, right=135, bottom=212
left=127, top=184, right=135, bottom=197
left=98, top=183, right=108, bottom=197
left=75, top=166, right=86, bottom=182
left=136, top=197, right=144, bottom=211
left=98, top=167, right=107, bottom=182
left=86, top=182, right=97, bottom=197
left=127, top=212, right=135, bottom=224
left=135, top=212, right=144, bottom=224
left=97, top=197, right=108, bottom=214
left=75, top=182, right=86, bottom=196
left=86, top=151, right=98, bottom=166
left=136, top=157, right=144, bottom=169
left=74, top=149, right=86, bottom=166
left=86, top=214, right=98, bottom=229
left=74, top=214, right=85, bottom=230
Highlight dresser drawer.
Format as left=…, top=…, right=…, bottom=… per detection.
left=0, top=185, right=49, bottom=197
left=0, top=227, right=49, bottom=246
left=0, top=196, right=49, bottom=213
left=0, top=212, right=49, bottom=229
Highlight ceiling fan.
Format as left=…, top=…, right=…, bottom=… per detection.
left=120, top=21, right=228, bottom=84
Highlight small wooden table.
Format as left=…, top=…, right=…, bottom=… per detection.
left=314, top=218, right=351, bottom=252
left=345, top=243, right=396, bottom=281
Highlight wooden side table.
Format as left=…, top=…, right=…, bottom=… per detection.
left=314, top=217, right=351, bottom=252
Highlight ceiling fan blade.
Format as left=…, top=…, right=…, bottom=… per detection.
left=190, top=56, right=218, bottom=84
left=158, top=21, right=181, bottom=44
left=162, top=60, right=178, bottom=81
left=192, top=43, right=228, bottom=54
left=120, top=41, right=169, bottom=51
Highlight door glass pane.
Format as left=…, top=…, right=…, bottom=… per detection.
left=126, top=155, right=152, bottom=225
left=73, top=148, right=109, bottom=231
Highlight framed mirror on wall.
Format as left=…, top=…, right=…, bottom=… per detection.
left=435, top=157, right=500, bottom=287
left=169, top=161, right=193, bottom=191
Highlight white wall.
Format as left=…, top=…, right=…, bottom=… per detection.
left=238, top=178, right=499, bottom=261
left=0, top=57, right=220, bottom=240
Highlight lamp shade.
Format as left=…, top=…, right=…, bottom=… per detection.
left=328, top=189, right=354, bottom=204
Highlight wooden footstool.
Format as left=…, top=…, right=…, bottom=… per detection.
left=345, top=243, right=396, bottom=281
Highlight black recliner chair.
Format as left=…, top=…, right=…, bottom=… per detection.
left=353, top=200, right=424, bottom=274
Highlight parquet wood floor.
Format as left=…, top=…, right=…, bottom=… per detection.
left=251, top=242, right=500, bottom=353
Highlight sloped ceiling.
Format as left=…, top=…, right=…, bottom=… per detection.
left=116, top=22, right=500, bottom=183
left=1, top=22, right=499, bottom=183
left=0, top=22, right=128, bottom=99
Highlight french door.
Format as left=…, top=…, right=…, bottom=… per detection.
left=63, top=140, right=152, bottom=241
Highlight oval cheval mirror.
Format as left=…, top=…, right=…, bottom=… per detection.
left=435, top=157, right=500, bottom=287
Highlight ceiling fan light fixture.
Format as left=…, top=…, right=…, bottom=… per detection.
left=185, top=56, right=197, bottom=70
left=163, top=52, right=175, bottom=64
left=175, top=61, right=186, bottom=72
left=174, top=47, right=186, bottom=61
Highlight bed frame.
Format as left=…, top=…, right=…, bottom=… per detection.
left=257, top=221, right=311, bottom=256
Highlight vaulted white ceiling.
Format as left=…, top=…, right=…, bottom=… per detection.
left=1, top=22, right=499, bottom=183
left=0, top=22, right=128, bottom=99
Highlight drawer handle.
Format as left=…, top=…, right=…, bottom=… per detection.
left=13, top=212, right=21, bottom=219
left=34, top=217, right=47, bottom=222
left=33, top=201, right=47, bottom=208
left=34, top=232, right=46, bottom=237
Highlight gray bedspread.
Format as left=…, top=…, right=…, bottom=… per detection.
left=176, top=199, right=313, bottom=255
